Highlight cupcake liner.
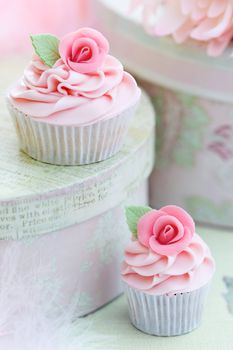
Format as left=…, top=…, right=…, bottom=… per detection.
left=124, top=283, right=210, bottom=336
left=7, top=102, right=137, bottom=165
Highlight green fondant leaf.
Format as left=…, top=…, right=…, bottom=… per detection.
left=125, top=206, right=152, bottom=238
left=30, top=34, right=60, bottom=67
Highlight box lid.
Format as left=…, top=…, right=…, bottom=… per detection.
left=0, top=91, right=155, bottom=240
left=95, top=0, right=233, bottom=103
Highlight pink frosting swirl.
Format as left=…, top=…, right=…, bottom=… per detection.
left=59, top=27, right=110, bottom=74
left=9, top=55, right=140, bottom=126
left=122, top=234, right=215, bottom=295
left=131, top=0, right=233, bottom=56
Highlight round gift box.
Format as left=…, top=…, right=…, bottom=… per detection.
left=95, top=0, right=233, bottom=229
left=0, top=82, right=155, bottom=317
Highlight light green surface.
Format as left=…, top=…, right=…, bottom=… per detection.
left=85, top=226, right=233, bottom=349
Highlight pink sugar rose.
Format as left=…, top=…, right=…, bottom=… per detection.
left=137, top=205, right=195, bottom=256
left=59, top=27, right=109, bottom=73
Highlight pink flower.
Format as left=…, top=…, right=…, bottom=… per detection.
left=137, top=205, right=195, bottom=256
left=59, top=27, right=109, bottom=73
left=131, top=0, right=233, bottom=56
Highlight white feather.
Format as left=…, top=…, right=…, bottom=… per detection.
left=0, top=245, right=110, bottom=350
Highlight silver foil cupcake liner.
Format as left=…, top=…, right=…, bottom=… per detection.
left=7, top=102, right=138, bottom=165
left=125, top=283, right=210, bottom=336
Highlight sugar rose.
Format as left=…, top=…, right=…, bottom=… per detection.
left=138, top=205, right=195, bottom=256
left=59, top=27, right=109, bottom=73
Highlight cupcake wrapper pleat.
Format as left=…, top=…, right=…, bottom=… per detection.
left=125, top=283, right=210, bottom=336
left=8, top=103, right=136, bottom=165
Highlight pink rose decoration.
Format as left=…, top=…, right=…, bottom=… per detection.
left=137, top=205, right=195, bottom=256
left=131, top=0, right=233, bottom=56
left=59, top=27, right=109, bottom=73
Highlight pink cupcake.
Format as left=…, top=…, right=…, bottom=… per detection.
left=7, top=28, right=140, bottom=165
left=122, top=205, right=215, bottom=336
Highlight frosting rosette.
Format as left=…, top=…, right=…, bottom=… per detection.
left=8, top=28, right=140, bottom=126
left=131, top=0, right=233, bottom=56
left=123, top=205, right=215, bottom=295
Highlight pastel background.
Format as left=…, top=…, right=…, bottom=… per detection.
left=0, top=0, right=93, bottom=55
left=0, top=1, right=233, bottom=349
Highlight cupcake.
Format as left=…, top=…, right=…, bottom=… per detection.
left=7, top=28, right=141, bottom=165
left=122, top=205, right=215, bottom=336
